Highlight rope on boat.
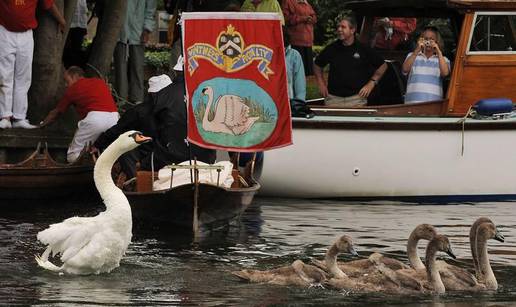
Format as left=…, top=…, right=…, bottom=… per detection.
left=457, top=105, right=474, bottom=157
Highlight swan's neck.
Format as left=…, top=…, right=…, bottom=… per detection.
left=470, top=224, right=481, bottom=278
left=94, top=144, right=129, bottom=211
left=426, top=246, right=445, bottom=294
left=325, top=245, right=348, bottom=279
left=203, top=92, right=213, bottom=123
left=477, top=238, right=497, bottom=290
left=407, top=232, right=425, bottom=270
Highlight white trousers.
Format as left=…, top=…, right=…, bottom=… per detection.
left=0, top=25, right=33, bottom=120
left=67, top=111, right=119, bottom=163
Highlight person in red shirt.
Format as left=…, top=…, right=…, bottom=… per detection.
left=40, top=66, right=119, bottom=163
left=372, top=17, right=417, bottom=50
left=0, top=0, right=66, bottom=129
left=282, top=0, right=317, bottom=76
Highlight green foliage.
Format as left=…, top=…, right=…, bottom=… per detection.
left=144, top=50, right=169, bottom=69
left=309, top=0, right=352, bottom=45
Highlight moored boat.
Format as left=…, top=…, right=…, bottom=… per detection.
left=124, top=160, right=260, bottom=232
left=0, top=142, right=95, bottom=200
left=259, top=0, right=516, bottom=201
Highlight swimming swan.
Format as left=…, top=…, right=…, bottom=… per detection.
left=232, top=259, right=328, bottom=287
left=474, top=221, right=504, bottom=290
left=469, top=217, right=493, bottom=280
left=322, top=235, right=423, bottom=293
left=201, top=86, right=259, bottom=135
left=35, top=131, right=152, bottom=275
left=397, top=219, right=503, bottom=292
left=407, top=224, right=438, bottom=270
left=314, top=224, right=435, bottom=277
left=424, top=235, right=458, bottom=294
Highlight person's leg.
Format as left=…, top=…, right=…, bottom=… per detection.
left=67, top=111, right=119, bottom=163
left=128, top=44, right=144, bottom=104
left=0, top=25, right=16, bottom=128
left=12, top=29, right=35, bottom=127
left=113, top=42, right=129, bottom=105
left=325, top=94, right=367, bottom=107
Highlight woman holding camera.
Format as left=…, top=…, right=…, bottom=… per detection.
left=402, top=26, right=450, bottom=104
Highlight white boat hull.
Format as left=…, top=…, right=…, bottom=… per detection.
left=260, top=116, right=516, bottom=200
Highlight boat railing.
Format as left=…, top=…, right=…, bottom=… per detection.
left=162, top=163, right=226, bottom=189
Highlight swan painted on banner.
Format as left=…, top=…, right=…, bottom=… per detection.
left=35, top=131, right=152, bottom=275
left=201, top=86, right=259, bottom=135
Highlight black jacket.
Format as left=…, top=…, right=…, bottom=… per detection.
left=95, top=76, right=215, bottom=170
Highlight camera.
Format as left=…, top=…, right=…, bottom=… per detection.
left=424, top=40, right=432, bottom=47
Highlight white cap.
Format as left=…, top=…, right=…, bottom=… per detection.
left=173, top=55, right=184, bottom=71
left=148, top=74, right=172, bottom=93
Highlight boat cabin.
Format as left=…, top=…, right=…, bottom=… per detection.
left=328, top=0, right=516, bottom=116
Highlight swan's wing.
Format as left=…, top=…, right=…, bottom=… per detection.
left=64, top=229, right=128, bottom=272
left=37, top=216, right=96, bottom=257
left=437, top=260, right=478, bottom=287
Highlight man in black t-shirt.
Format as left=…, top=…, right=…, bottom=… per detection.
left=314, top=16, right=388, bottom=107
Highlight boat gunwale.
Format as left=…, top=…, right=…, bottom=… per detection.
left=292, top=116, right=516, bottom=130
left=124, top=181, right=261, bottom=196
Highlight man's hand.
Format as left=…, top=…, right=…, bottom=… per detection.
left=317, top=82, right=328, bottom=98
left=39, top=109, right=59, bottom=128
left=141, top=30, right=150, bottom=45
left=358, top=81, right=375, bottom=98
left=57, top=17, right=66, bottom=33
left=305, top=16, right=313, bottom=24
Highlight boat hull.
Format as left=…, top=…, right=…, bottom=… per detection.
left=125, top=182, right=260, bottom=231
left=260, top=116, right=516, bottom=201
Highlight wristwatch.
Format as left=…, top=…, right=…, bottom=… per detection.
left=370, top=78, right=378, bottom=85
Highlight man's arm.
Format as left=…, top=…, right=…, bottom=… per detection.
left=402, top=39, right=424, bottom=74
left=142, top=0, right=157, bottom=44
left=39, top=108, right=61, bottom=127
left=48, top=3, right=66, bottom=32
left=313, top=64, right=328, bottom=98
left=432, top=41, right=450, bottom=77
left=358, top=62, right=388, bottom=98
left=292, top=53, right=306, bottom=101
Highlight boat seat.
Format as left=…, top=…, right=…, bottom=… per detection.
left=136, top=170, right=154, bottom=192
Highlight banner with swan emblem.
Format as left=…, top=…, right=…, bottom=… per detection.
left=181, top=12, right=292, bottom=152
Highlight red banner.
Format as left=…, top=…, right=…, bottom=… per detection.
left=182, top=12, right=292, bottom=152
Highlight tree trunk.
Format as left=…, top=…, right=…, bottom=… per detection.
left=86, top=0, right=127, bottom=78
left=28, top=0, right=78, bottom=127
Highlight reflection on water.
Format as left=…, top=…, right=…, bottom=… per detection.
left=0, top=198, right=515, bottom=306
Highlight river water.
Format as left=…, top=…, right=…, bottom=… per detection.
left=1, top=197, right=515, bottom=306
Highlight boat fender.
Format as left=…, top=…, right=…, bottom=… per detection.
left=472, top=98, right=513, bottom=116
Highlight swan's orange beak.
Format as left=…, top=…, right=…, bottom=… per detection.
left=134, top=133, right=152, bottom=144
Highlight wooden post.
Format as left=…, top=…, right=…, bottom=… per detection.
left=192, top=158, right=200, bottom=237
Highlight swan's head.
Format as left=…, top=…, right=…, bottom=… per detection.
left=413, top=224, right=438, bottom=241
left=431, top=235, right=456, bottom=259
left=201, top=86, right=213, bottom=97
left=473, top=217, right=493, bottom=226
left=334, top=235, right=358, bottom=257
left=117, top=130, right=152, bottom=151
left=478, top=222, right=504, bottom=243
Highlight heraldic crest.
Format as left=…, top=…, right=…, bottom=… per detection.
left=187, top=24, right=274, bottom=79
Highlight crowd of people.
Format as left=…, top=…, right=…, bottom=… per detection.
left=0, top=0, right=452, bottom=180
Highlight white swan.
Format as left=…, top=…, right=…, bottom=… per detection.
left=201, top=86, right=259, bottom=135
left=35, top=131, right=152, bottom=275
